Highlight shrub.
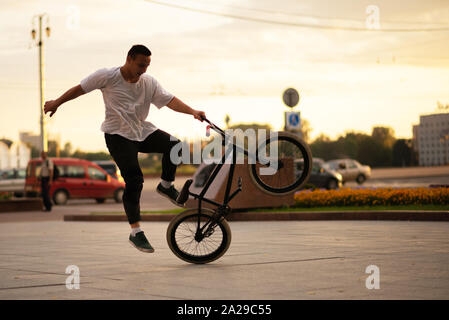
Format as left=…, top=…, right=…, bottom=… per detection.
left=294, top=187, right=449, bottom=207
left=0, top=192, right=13, bottom=201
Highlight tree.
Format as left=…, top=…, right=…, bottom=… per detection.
left=357, top=136, right=392, bottom=167
left=228, top=123, right=272, bottom=132
left=29, top=145, right=40, bottom=158
left=310, top=134, right=335, bottom=160
left=370, top=127, right=395, bottom=166
left=371, top=126, right=396, bottom=149
left=437, top=101, right=449, bottom=111
left=224, top=114, right=230, bottom=129
left=335, top=132, right=369, bottom=160
left=299, top=118, right=312, bottom=144
left=0, top=138, right=13, bottom=148
left=392, top=139, right=412, bottom=167
left=47, top=140, right=59, bottom=157
left=310, top=132, right=372, bottom=161
left=60, top=142, right=73, bottom=157
left=71, top=149, right=111, bottom=161
left=310, top=128, right=396, bottom=167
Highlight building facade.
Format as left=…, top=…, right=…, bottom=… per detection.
left=0, top=141, right=31, bottom=170
left=19, top=132, right=41, bottom=150
left=413, top=113, right=449, bottom=166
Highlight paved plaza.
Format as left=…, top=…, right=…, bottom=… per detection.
left=0, top=219, right=448, bottom=299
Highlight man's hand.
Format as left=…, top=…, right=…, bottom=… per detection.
left=43, top=84, right=86, bottom=117
left=192, top=110, right=206, bottom=121
left=44, top=100, right=60, bottom=117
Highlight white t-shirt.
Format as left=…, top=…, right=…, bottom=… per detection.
left=40, top=159, right=54, bottom=178
left=80, top=67, right=174, bottom=141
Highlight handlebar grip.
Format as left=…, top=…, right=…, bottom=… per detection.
left=201, top=116, right=212, bottom=126
left=199, top=117, right=225, bottom=135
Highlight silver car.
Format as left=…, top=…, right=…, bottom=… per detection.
left=325, top=159, right=371, bottom=184
left=295, top=158, right=343, bottom=190
left=0, top=168, right=26, bottom=197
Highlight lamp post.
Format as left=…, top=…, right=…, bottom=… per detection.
left=31, top=13, right=51, bottom=153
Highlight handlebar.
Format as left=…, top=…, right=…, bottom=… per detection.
left=200, top=116, right=258, bottom=162
left=201, top=116, right=226, bottom=136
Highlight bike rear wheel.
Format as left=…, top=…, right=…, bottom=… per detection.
left=166, top=208, right=232, bottom=264
left=249, top=131, right=312, bottom=195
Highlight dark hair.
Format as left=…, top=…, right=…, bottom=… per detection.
left=127, top=45, right=152, bottom=59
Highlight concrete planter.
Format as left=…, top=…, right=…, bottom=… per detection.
left=0, top=198, right=43, bottom=213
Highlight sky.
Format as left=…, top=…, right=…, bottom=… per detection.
left=1, top=0, right=449, bottom=151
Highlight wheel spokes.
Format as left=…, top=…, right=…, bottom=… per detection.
left=256, top=137, right=306, bottom=190
left=174, top=216, right=224, bottom=257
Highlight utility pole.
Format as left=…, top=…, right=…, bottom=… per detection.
left=31, top=13, right=51, bottom=153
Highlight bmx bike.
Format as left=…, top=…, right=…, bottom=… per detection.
left=166, top=118, right=312, bottom=264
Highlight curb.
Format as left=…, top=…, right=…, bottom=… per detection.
left=0, top=198, right=43, bottom=213
left=64, top=210, right=449, bottom=222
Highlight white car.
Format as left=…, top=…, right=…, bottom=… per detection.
left=0, top=168, right=26, bottom=197
left=325, top=159, right=371, bottom=184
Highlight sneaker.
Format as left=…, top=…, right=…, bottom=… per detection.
left=129, top=231, right=155, bottom=253
left=156, top=183, right=183, bottom=207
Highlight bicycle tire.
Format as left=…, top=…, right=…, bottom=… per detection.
left=166, top=208, right=232, bottom=264
left=249, top=131, right=312, bottom=195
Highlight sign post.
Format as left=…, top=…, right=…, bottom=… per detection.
left=283, top=88, right=300, bottom=108
left=282, top=88, right=301, bottom=136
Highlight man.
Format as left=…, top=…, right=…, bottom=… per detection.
left=44, top=44, right=205, bottom=253
left=39, top=151, right=53, bottom=212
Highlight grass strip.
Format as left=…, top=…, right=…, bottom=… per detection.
left=90, top=208, right=184, bottom=215
left=90, top=204, right=448, bottom=215
left=254, top=204, right=449, bottom=212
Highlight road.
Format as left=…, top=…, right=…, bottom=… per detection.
left=1, top=166, right=447, bottom=224
left=345, top=174, right=449, bottom=188
left=347, top=165, right=449, bottom=188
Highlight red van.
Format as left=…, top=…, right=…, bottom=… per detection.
left=25, top=158, right=125, bottom=205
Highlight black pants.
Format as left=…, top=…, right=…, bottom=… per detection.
left=105, top=130, right=180, bottom=224
left=41, top=177, right=52, bottom=211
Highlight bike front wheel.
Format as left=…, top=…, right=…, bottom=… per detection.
left=166, top=208, right=232, bottom=264
left=249, top=131, right=312, bottom=195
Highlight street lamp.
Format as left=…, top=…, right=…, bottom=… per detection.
left=30, top=13, right=51, bottom=153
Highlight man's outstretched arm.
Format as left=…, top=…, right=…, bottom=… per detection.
left=44, top=84, right=86, bottom=117
left=166, top=97, right=206, bottom=121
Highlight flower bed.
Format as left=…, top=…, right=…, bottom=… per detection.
left=294, top=187, right=449, bottom=207
left=0, top=192, right=13, bottom=201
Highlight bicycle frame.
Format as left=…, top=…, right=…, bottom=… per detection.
left=188, top=122, right=243, bottom=213
left=186, top=119, right=256, bottom=235
left=189, top=141, right=239, bottom=211
left=186, top=118, right=287, bottom=236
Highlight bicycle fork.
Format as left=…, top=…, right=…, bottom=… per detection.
left=195, top=177, right=242, bottom=242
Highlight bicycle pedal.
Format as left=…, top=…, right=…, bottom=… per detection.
left=177, top=179, right=193, bottom=204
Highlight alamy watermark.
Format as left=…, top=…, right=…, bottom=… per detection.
left=65, top=265, right=80, bottom=290
left=66, top=4, right=81, bottom=30
left=366, top=5, right=381, bottom=30
left=365, top=265, right=380, bottom=289
left=170, top=129, right=280, bottom=176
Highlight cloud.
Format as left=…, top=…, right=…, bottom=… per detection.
left=1, top=0, right=448, bottom=151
